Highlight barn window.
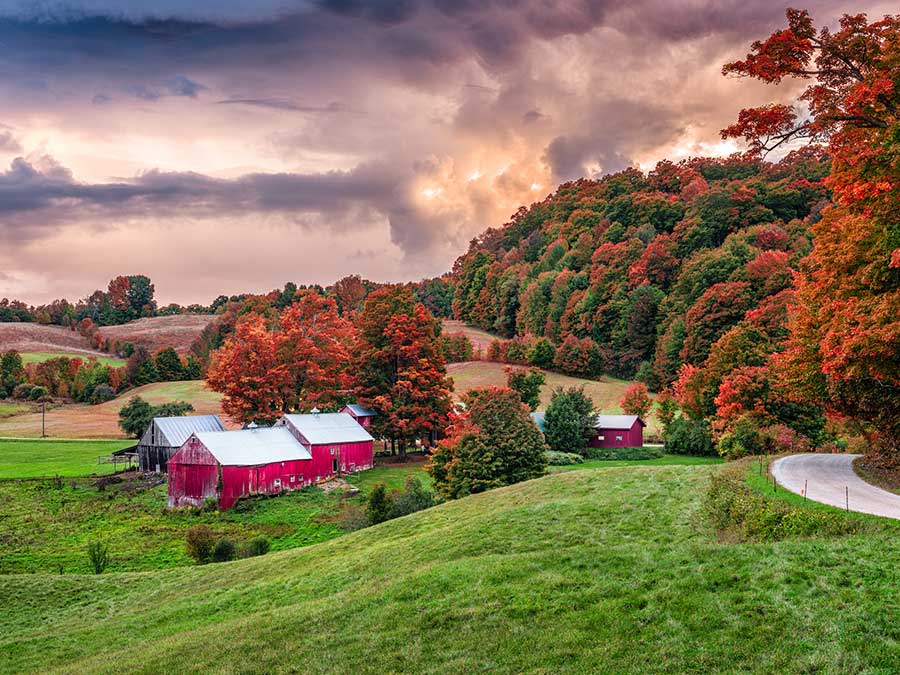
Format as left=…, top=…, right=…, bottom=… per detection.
left=330, top=447, right=336, bottom=455
left=598, top=435, right=605, bottom=441
left=616, top=435, right=623, bottom=442
left=290, top=475, right=295, bottom=483
left=273, top=478, right=281, bottom=487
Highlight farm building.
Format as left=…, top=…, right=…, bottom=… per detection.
left=168, top=410, right=374, bottom=509
left=138, top=415, right=226, bottom=473
left=276, top=411, right=375, bottom=474
left=341, top=403, right=377, bottom=430
left=530, top=412, right=645, bottom=448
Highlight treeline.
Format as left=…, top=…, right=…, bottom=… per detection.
left=0, top=346, right=202, bottom=403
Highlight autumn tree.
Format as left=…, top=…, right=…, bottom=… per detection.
left=426, top=387, right=547, bottom=499
left=723, top=9, right=900, bottom=460
left=505, top=367, right=545, bottom=411
left=208, top=293, right=355, bottom=424
left=620, top=382, right=652, bottom=420
left=543, top=386, right=597, bottom=456
left=354, top=287, right=453, bottom=456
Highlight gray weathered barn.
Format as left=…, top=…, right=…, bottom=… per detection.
left=137, top=415, right=226, bottom=473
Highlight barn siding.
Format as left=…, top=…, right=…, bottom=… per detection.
left=168, top=438, right=219, bottom=508
left=589, top=420, right=644, bottom=448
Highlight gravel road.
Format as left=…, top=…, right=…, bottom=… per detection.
left=771, top=453, right=900, bottom=519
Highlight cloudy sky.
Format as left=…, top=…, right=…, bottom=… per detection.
left=0, top=0, right=892, bottom=305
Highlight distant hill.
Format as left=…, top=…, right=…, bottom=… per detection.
left=97, top=314, right=215, bottom=354
left=0, top=323, right=101, bottom=356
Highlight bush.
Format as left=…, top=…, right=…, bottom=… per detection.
left=705, top=462, right=861, bottom=542
left=545, top=450, right=584, bottom=465
left=91, top=384, right=116, bottom=404
left=12, top=383, right=35, bottom=400
left=212, top=538, right=237, bottom=563
left=366, top=483, right=393, bottom=525
left=665, top=417, right=716, bottom=456
left=28, top=386, right=49, bottom=401
left=86, top=541, right=110, bottom=574
left=185, top=525, right=216, bottom=564
left=339, top=503, right=369, bottom=532
left=390, top=476, right=434, bottom=518
left=582, top=446, right=663, bottom=460
left=241, top=536, right=271, bottom=558
left=0, top=387, right=7, bottom=399
left=506, top=367, right=545, bottom=411
left=527, top=338, right=556, bottom=368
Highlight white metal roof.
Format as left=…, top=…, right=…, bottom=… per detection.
left=194, top=426, right=311, bottom=466
left=143, top=415, right=226, bottom=448
left=281, top=412, right=374, bottom=445
left=594, top=415, right=643, bottom=429
left=344, top=403, right=377, bottom=418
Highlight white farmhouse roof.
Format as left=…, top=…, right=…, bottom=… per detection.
left=195, top=426, right=311, bottom=466
left=594, top=415, right=644, bottom=429
left=143, top=415, right=226, bottom=448
left=281, top=412, right=374, bottom=445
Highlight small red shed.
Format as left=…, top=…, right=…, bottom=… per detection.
left=341, top=403, right=377, bottom=430
left=590, top=415, right=645, bottom=448
left=276, top=411, right=375, bottom=476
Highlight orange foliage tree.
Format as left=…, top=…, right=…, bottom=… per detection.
left=208, top=293, right=355, bottom=424
left=620, top=382, right=652, bottom=420
left=723, top=8, right=900, bottom=457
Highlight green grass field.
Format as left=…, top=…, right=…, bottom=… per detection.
left=550, top=454, right=722, bottom=472
left=19, top=351, right=126, bottom=367
left=0, top=402, right=31, bottom=419
left=4, top=462, right=900, bottom=674
left=0, top=438, right=135, bottom=479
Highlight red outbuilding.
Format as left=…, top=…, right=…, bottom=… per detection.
left=341, top=403, right=377, bottom=430
left=168, top=411, right=374, bottom=510
left=590, top=415, right=645, bottom=448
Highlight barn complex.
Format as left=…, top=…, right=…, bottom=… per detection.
left=137, top=415, right=226, bottom=473
left=531, top=412, right=645, bottom=448
left=168, top=411, right=374, bottom=509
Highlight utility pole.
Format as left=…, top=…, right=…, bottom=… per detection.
left=41, top=401, right=46, bottom=438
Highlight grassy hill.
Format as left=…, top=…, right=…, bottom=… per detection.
left=3, top=464, right=900, bottom=674
left=0, top=323, right=101, bottom=356
left=0, top=380, right=224, bottom=438
left=19, top=351, right=126, bottom=367
left=97, top=315, right=214, bottom=354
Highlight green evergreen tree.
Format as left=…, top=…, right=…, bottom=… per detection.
left=544, top=387, right=597, bottom=456
left=366, top=483, right=393, bottom=525
left=154, top=348, right=184, bottom=381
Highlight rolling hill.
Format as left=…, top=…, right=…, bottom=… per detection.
left=97, top=315, right=214, bottom=354
left=0, top=380, right=225, bottom=438
left=0, top=323, right=101, bottom=356
left=2, top=464, right=898, bottom=674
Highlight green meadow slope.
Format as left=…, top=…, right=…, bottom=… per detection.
left=3, top=465, right=900, bottom=674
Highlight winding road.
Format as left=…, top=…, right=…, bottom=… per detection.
left=772, top=453, right=900, bottom=519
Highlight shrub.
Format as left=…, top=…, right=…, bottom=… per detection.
left=665, top=417, right=716, bottom=456
left=241, top=536, right=271, bottom=558
left=366, top=483, right=393, bottom=525
left=0, top=387, right=7, bottom=399
left=439, top=333, right=475, bottom=363
left=91, top=384, right=116, bottom=404
left=12, top=383, right=35, bottom=400
left=185, top=525, right=216, bottom=564
left=86, top=541, right=110, bottom=574
left=390, top=475, right=434, bottom=518
left=28, top=386, right=49, bottom=401
left=582, top=446, right=663, bottom=460
left=705, top=462, right=862, bottom=542
left=527, top=338, right=556, bottom=368
left=545, top=450, right=584, bottom=465
left=212, top=538, right=237, bottom=563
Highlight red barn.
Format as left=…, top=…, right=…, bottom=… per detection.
left=341, top=403, right=377, bottom=431
left=275, top=411, right=375, bottom=475
left=590, top=415, right=645, bottom=448
left=168, top=411, right=374, bottom=510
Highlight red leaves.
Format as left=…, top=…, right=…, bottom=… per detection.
left=720, top=104, right=800, bottom=154
left=723, top=27, right=814, bottom=84
left=620, top=382, right=652, bottom=420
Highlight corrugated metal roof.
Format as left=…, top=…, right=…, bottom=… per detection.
left=282, top=412, right=374, bottom=445
left=594, top=414, right=643, bottom=429
left=530, top=411, right=546, bottom=432
left=194, top=427, right=311, bottom=466
left=344, top=403, right=377, bottom=418
left=151, top=415, right=226, bottom=447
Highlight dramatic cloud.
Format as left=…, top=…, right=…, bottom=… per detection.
left=0, top=0, right=893, bottom=303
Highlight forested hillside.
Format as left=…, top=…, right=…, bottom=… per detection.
left=451, top=150, right=828, bottom=383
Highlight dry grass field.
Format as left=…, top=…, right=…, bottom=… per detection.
left=0, top=380, right=225, bottom=439
left=441, top=320, right=497, bottom=356
left=0, top=323, right=100, bottom=356
left=98, top=315, right=215, bottom=354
